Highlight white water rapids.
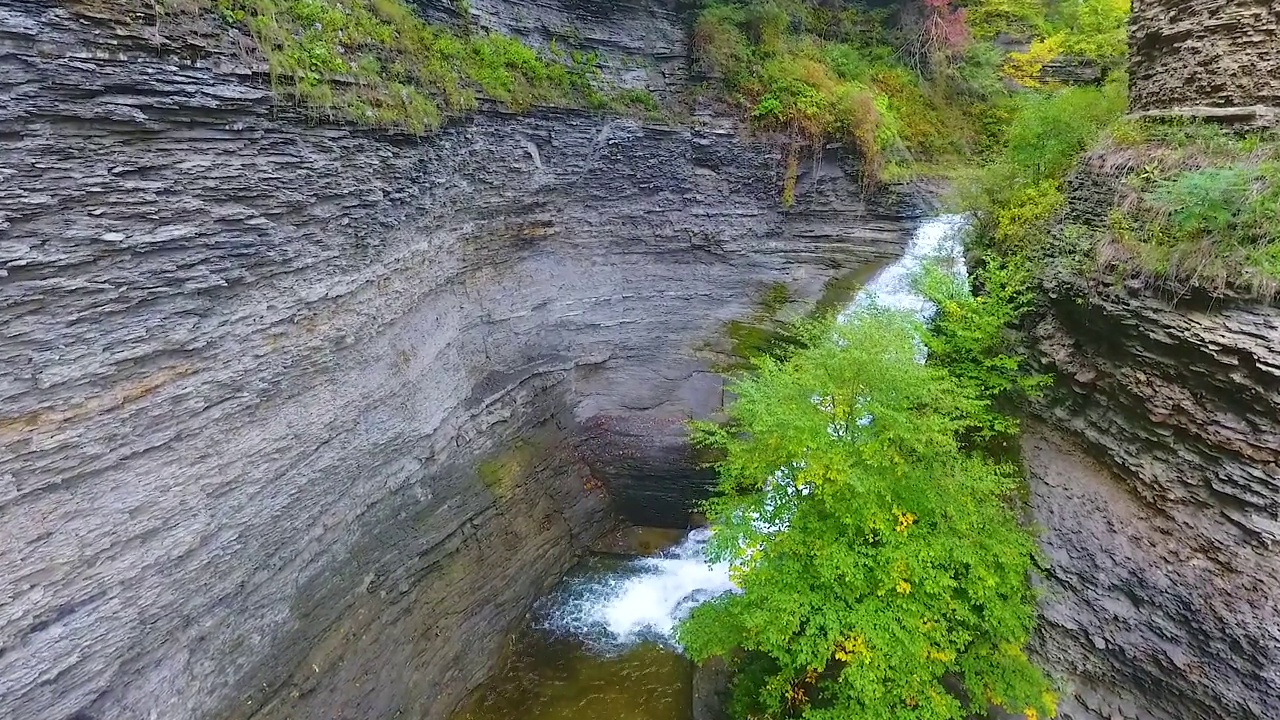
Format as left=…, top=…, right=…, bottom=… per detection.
left=543, top=215, right=969, bottom=651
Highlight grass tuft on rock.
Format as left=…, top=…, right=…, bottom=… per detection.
left=159, top=0, right=656, bottom=133
left=1092, top=121, right=1280, bottom=298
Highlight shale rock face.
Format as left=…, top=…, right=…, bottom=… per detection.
left=0, top=3, right=916, bottom=720
left=1025, top=298, right=1280, bottom=720
left=1021, top=10, right=1280, bottom=714
left=1130, top=0, right=1280, bottom=125
left=1020, top=159, right=1280, bottom=719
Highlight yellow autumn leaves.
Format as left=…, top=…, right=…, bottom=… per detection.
left=895, top=508, right=917, bottom=533
left=833, top=634, right=870, bottom=662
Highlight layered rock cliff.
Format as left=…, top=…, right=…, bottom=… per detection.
left=1014, top=5, right=1280, bottom=718
left=1130, top=0, right=1279, bottom=126
left=0, top=2, right=918, bottom=719
left=1019, top=146, right=1280, bottom=719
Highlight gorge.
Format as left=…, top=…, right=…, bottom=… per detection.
left=1, top=1, right=1278, bottom=720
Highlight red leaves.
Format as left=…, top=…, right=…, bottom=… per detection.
left=922, top=0, right=971, bottom=55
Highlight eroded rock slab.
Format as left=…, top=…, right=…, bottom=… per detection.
left=1024, top=281, right=1280, bottom=719
left=1130, top=0, right=1280, bottom=126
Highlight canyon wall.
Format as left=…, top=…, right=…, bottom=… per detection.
left=1021, top=6, right=1280, bottom=718
left=1021, top=168, right=1280, bottom=719
left=0, top=2, right=917, bottom=719
left=1130, top=0, right=1280, bottom=125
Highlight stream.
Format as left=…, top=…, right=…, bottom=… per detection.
left=451, top=215, right=968, bottom=720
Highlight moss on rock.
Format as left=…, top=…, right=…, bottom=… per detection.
left=149, top=0, right=655, bottom=133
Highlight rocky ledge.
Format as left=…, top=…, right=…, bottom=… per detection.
left=0, top=2, right=919, bottom=720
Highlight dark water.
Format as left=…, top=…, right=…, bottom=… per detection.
left=452, top=552, right=694, bottom=720
left=452, top=631, right=692, bottom=720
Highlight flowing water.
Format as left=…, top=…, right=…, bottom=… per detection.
left=450, top=215, right=968, bottom=720
left=451, top=551, right=702, bottom=720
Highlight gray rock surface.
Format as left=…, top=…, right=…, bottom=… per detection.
left=1129, top=0, right=1280, bottom=127
left=1022, top=160, right=1280, bottom=717
left=0, top=2, right=916, bottom=719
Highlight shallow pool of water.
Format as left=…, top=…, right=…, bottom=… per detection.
left=452, top=551, right=697, bottom=720
left=452, top=630, right=692, bottom=720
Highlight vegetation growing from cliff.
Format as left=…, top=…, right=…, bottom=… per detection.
left=679, top=311, right=1054, bottom=720
left=997, top=0, right=1129, bottom=84
left=689, top=0, right=1130, bottom=200
left=962, top=78, right=1127, bottom=261
left=1093, top=122, right=1280, bottom=297
left=962, top=84, right=1280, bottom=299
left=162, top=0, right=652, bottom=132
left=690, top=0, right=996, bottom=184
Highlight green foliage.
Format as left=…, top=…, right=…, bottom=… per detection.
left=680, top=311, right=1054, bottom=720
left=760, top=282, right=795, bottom=315
left=977, top=0, right=1128, bottom=84
left=691, top=0, right=998, bottom=186
left=1001, top=34, right=1063, bottom=88
left=962, top=0, right=1049, bottom=39
left=963, top=80, right=1127, bottom=260
left=1098, top=122, right=1280, bottom=296
left=726, top=319, right=808, bottom=366
left=937, top=80, right=1126, bottom=442
left=1148, top=164, right=1280, bottom=243
left=1051, top=0, right=1129, bottom=63
left=918, top=261, right=1048, bottom=445
left=1002, top=82, right=1128, bottom=182
left=613, top=87, right=663, bottom=113
left=164, top=0, right=639, bottom=132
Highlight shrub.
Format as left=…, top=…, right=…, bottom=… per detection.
left=1001, top=35, right=1063, bottom=88
left=963, top=0, right=1048, bottom=39
left=689, top=0, right=1005, bottom=191
left=1055, top=0, right=1130, bottom=63
left=961, top=80, right=1125, bottom=263
left=1148, top=163, right=1280, bottom=244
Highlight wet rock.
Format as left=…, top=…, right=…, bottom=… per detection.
left=589, top=525, right=688, bottom=556
left=692, top=657, right=731, bottom=720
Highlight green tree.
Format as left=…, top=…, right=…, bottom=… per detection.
left=1055, top=0, right=1129, bottom=63
left=679, top=311, right=1054, bottom=720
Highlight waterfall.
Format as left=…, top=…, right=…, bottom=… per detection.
left=548, top=215, right=969, bottom=650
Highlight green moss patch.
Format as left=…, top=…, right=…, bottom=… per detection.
left=156, top=0, right=656, bottom=132
left=475, top=441, right=547, bottom=503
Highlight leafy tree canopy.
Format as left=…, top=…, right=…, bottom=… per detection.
left=678, top=310, right=1055, bottom=720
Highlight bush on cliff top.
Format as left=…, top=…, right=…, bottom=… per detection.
left=689, top=0, right=1131, bottom=198
left=1095, top=122, right=1280, bottom=297
left=690, top=0, right=1009, bottom=189
left=678, top=311, right=1054, bottom=720
left=161, top=0, right=653, bottom=132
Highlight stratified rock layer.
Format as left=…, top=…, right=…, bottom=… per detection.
left=1022, top=163, right=1280, bottom=718
left=0, top=2, right=916, bottom=720
left=1130, top=0, right=1280, bottom=125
